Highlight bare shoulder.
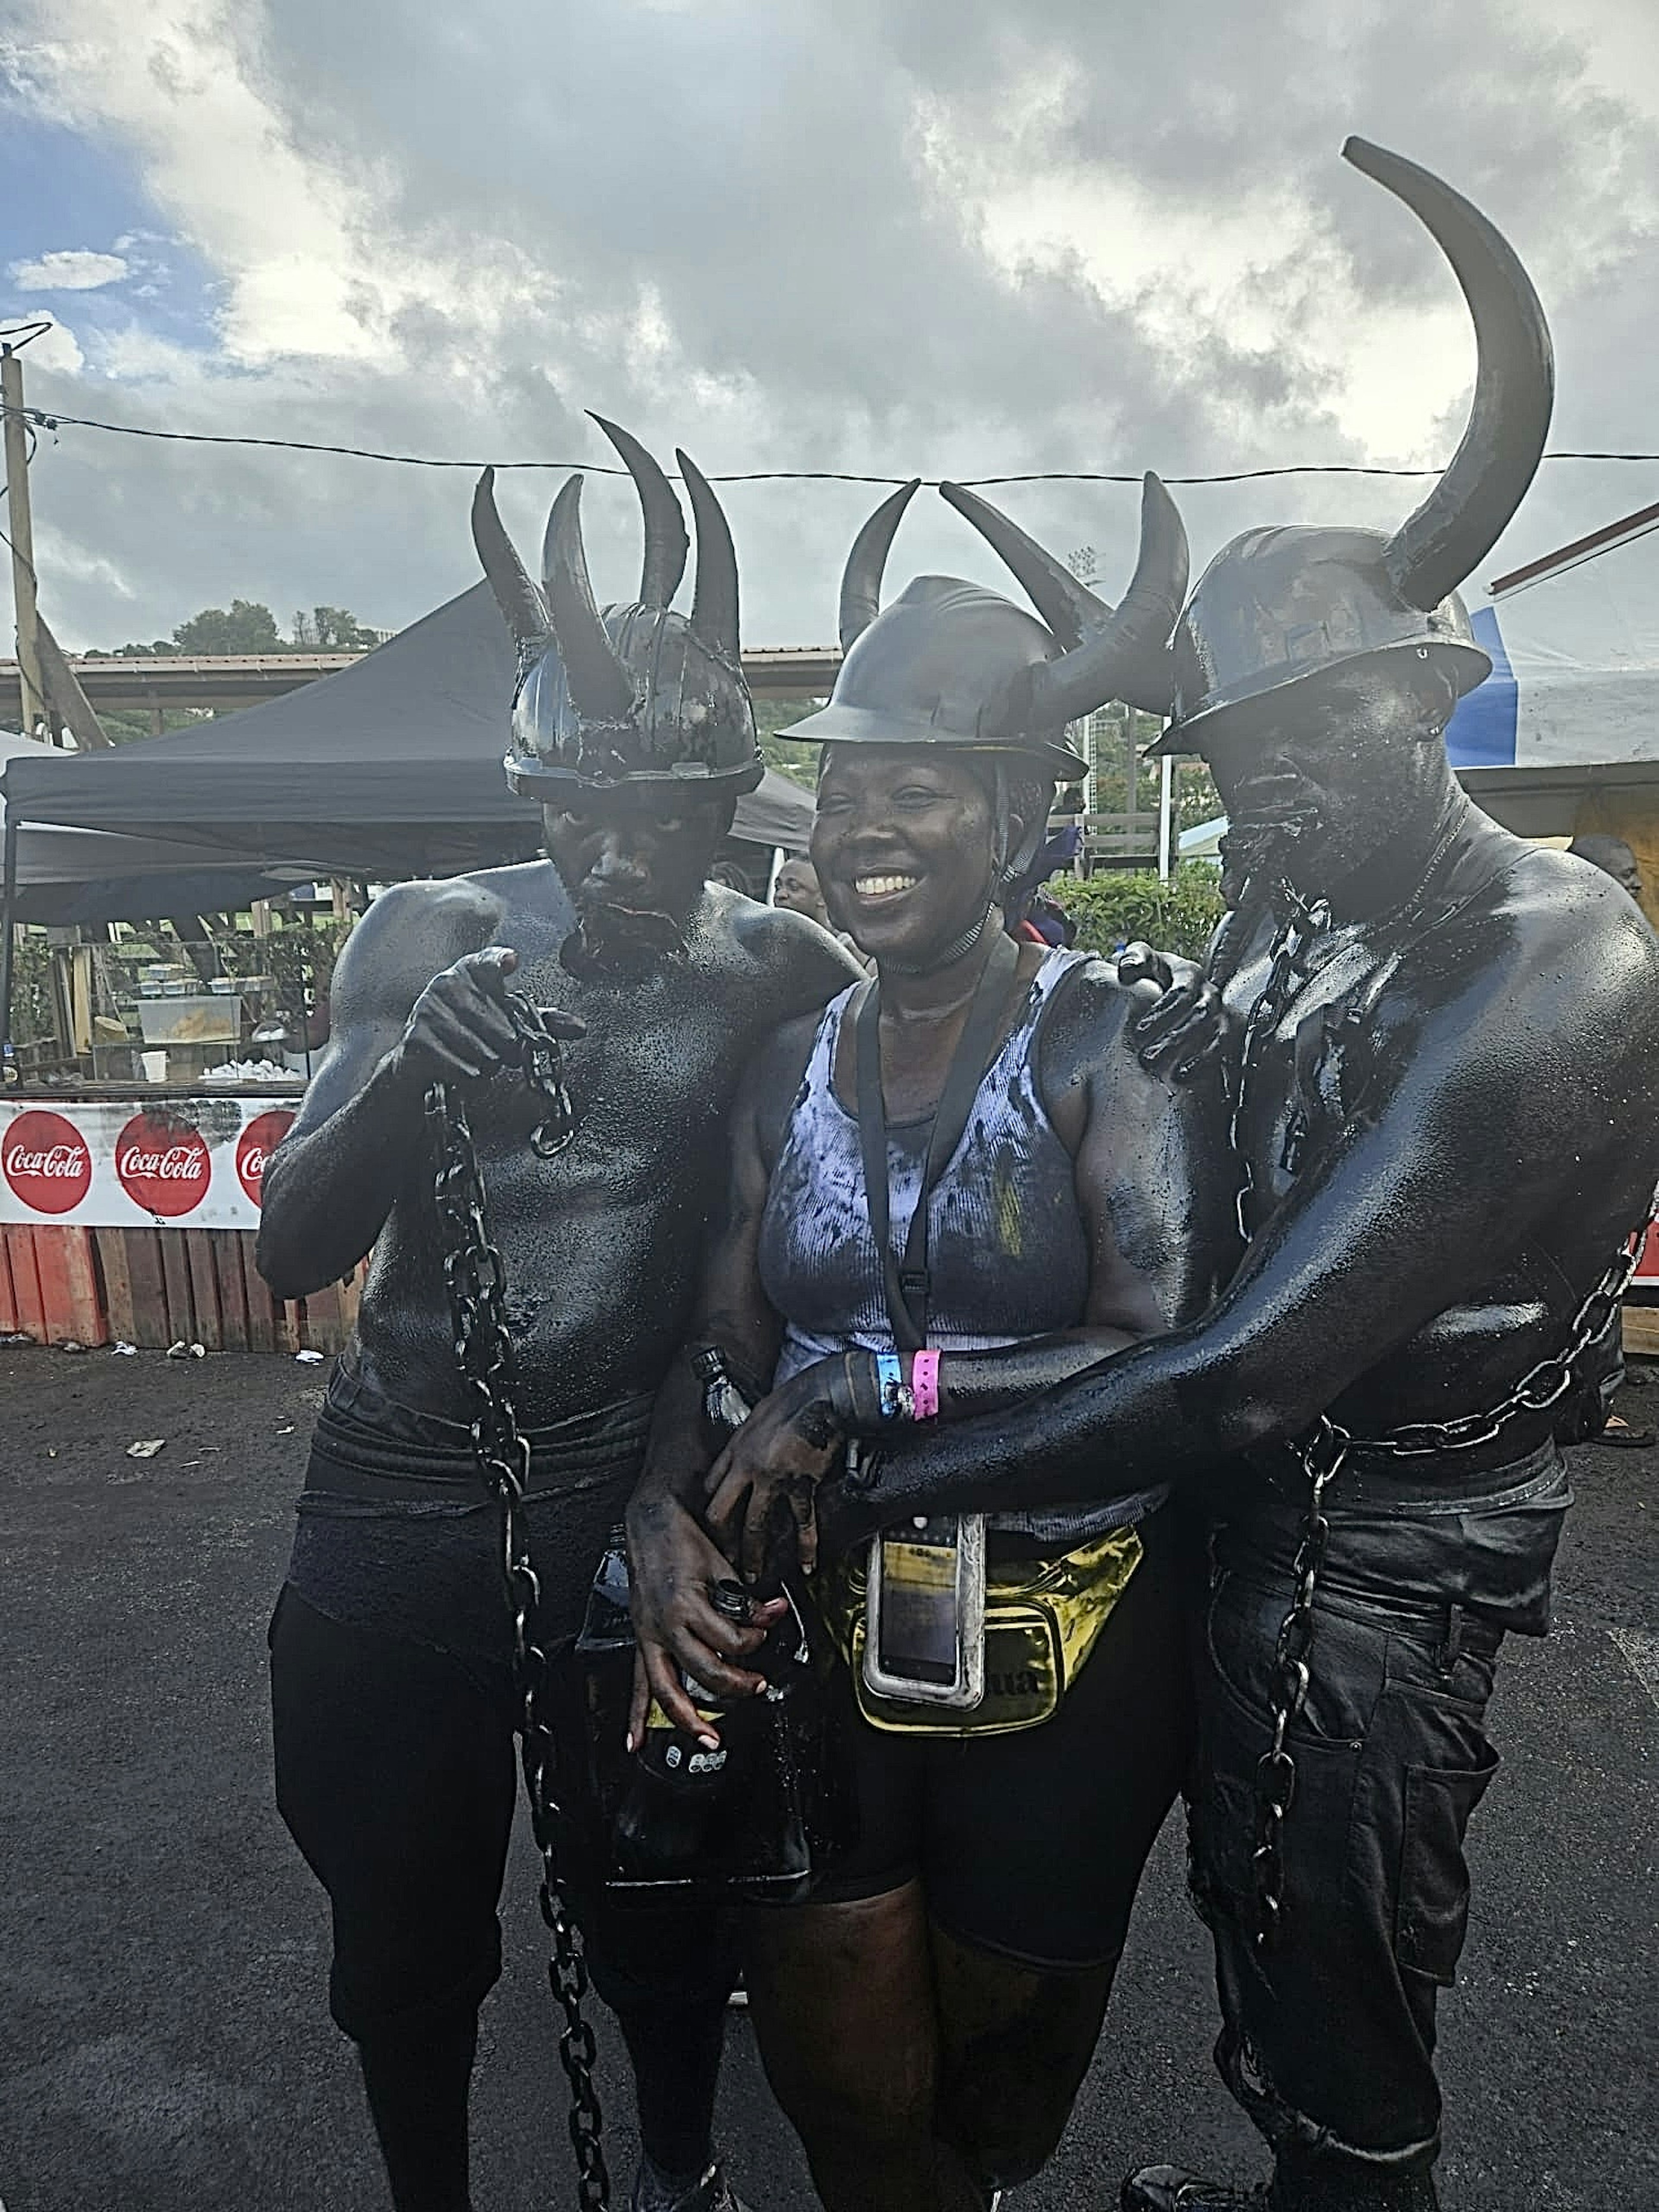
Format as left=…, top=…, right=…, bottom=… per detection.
left=332, top=868, right=513, bottom=1023
left=1034, top=952, right=1141, bottom=1097
left=1471, top=844, right=1659, bottom=1023
left=716, top=884, right=866, bottom=1011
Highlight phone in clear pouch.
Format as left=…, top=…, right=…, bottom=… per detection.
left=863, top=1513, right=986, bottom=1708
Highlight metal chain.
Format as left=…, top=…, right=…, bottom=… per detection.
left=1222, top=881, right=1332, bottom=1244
left=425, top=998, right=610, bottom=2212
left=1347, top=1224, right=1650, bottom=1458
left=1250, top=1414, right=1348, bottom=1949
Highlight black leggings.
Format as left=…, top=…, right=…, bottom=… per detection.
left=268, top=1585, right=741, bottom=2038
left=813, top=1506, right=1193, bottom=1970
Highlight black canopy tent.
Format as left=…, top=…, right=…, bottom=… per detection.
left=0, top=583, right=817, bottom=875
left=0, top=584, right=817, bottom=1047
left=0, top=734, right=308, bottom=927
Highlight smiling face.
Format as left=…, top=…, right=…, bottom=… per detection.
left=810, top=745, right=1010, bottom=965
left=1198, top=658, right=1456, bottom=906
left=541, top=783, right=734, bottom=927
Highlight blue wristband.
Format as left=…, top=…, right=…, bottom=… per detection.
left=875, top=1352, right=906, bottom=1420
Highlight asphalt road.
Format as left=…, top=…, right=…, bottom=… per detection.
left=1, top=1346, right=1654, bottom=2212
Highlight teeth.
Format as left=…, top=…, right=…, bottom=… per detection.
left=854, top=874, right=918, bottom=896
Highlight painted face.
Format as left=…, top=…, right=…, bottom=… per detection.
left=541, top=785, right=728, bottom=927
left=772, top=859, right=830, bottom=926
left=811, top=746, right=1001, bottom=964
left=1198, top=661, right=1451, bottom=906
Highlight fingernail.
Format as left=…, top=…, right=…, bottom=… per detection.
left=698, top=1732, right=721, bottom=1750
left=624, top=1730, right=636, bottom=1754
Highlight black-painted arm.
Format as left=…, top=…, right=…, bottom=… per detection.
left=256, top=880, right=508, bottom=1297
left=829, top=890, right=1659, bottom=1538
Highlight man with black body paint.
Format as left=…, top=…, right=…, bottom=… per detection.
left=257, top=423, right=864, bottom=2212
left=800, top=146, right=1659, bottom=2212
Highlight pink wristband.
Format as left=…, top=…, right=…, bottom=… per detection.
left=911, top=1349, right=941, bottom=1421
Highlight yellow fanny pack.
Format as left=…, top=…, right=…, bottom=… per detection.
left=815, top=1523, right=1143, bottom=1738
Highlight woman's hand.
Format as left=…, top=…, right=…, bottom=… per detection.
left=704, top=1362, right=847, bottom=1581
left=624, top=1491, right=787, bottom=1748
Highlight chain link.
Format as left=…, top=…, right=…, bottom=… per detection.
left=425, top=999, right=610, bottom=2212
left=1223, top=881, right=1331, bottom=1246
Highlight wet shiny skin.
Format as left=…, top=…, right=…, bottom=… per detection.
left=841, top=681, right=1659, bottom=1529
left=258, top=842, right=860, bottom=1429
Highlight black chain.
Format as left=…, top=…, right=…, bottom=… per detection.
left=1223, top=880, right=1331, bottom=1246
left=1249, top=1414, right=1348, bottom=1948
left=425, top=998, right=610, bottom=2212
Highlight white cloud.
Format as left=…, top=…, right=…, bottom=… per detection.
left=22, top=317, right=85, bottom=375
left=10, top=248, right=129, bottom=291
left=0, top=0, right=1655, bottom=653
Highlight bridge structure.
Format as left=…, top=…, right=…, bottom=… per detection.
left=0, top=645, right=845, bottom=731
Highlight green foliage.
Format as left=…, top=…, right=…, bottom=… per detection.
left=292, top=605, right=378, bottom=649
left=753, top=693, right=821, bottom=791
left=1176, top=760, right=1224, bottom=831
left=1052, top=864, right=1225, bottom=963
left=172, top=599, right=284, bottom=654
left=9, top=930, right=54, bottom=1047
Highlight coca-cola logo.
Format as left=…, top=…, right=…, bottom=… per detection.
left=3, top=1109, right=92, bottom=1214
left=235, top=1109, right=294, bottom=1208
left=114, top=1111, right=211, bottom=1218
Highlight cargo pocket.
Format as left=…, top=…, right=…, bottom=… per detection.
left=1395, top=1742, right=1498, bottom=1984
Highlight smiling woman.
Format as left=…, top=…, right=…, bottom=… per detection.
left=624, top=475, right=1236, bottom=2212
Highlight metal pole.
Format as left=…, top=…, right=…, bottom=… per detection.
left=1157, top=750, right=1174, bottom=881
left=1, top=807, right=20, bottom=1076
left=1, top=346, right=46, bottom=738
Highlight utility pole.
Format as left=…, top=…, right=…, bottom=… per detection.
left=1, top=340, right=46, bottom=737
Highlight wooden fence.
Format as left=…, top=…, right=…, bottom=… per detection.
left=0, top=1223, right=365, bottom=1353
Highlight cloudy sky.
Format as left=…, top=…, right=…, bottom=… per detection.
left=1, top=0, right=1656, bottom=654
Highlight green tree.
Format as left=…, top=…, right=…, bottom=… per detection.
left=309, top=605, right=378, bottom=649
left=172, top=599, right=283, bottom=654
left=1052, top=863, right=1225, bottom=963
left=753, top=693, right=822, bottom=791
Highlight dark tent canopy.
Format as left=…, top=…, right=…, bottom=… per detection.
left=0, top=584, right=816, bottom=878
left=0, top=733, right=307, bottom=925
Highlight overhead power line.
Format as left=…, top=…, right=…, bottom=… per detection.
left=4, top=399, right=1657, bottom=486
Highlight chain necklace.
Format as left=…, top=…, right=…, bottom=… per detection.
left=425, top=995, right=611, bottom=2212
left=1219, top=875, right=1653, bottom=1947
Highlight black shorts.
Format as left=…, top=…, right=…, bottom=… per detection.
left=812, top=1506, right=1192, bottom=1972
left=269, top=1585, right=740, bottom=2044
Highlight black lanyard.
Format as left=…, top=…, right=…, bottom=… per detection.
left=854, top=927, right=1022, bottom=1353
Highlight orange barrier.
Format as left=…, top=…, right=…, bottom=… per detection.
left=1, top=1223, right=109, bottom=1346
left=1, top=1224, right=365, bottom=1353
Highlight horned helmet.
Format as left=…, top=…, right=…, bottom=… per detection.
left=787, top=470, right=1190, bottom=783
left=472, top=416, right=764, bottom=799
left=1142, top=137, right=1554, bottom=752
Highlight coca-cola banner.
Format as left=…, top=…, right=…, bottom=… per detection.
left=0, top=1095, right=296, bottom=1230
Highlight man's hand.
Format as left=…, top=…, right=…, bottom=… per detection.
left=704, top=1363, right=845, bottom=1581
left=1119, top=942, right=1230, bottom=1082
left=624, top=1492, right=787, bottom=1748
left=392, top=945, right=585, bottom=1087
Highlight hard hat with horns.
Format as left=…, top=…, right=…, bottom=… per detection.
left=1143, top=137, right=1554, bottom=752
left=471, top=415, right=764, bottom=798
left=784, top=472, right=1189, bottom=780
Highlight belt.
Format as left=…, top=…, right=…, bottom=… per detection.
left=1248, top=1436, right=1563, bottom=1518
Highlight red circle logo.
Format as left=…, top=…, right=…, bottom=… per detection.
left=235, top=1109, right=294, bottom=1208
left=114, top=1111, right=211, bottom=1218
left=3, top=1109, right=93, bottom=1215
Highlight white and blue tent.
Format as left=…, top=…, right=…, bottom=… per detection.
left=1447, top=498, right=1659, bottom=785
